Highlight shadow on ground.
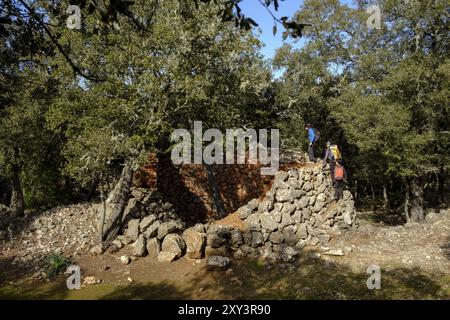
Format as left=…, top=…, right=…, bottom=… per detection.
left=1, top=249, right=448, bottom=300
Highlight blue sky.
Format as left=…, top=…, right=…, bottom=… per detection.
left=239, top=0, right=355, bottom=60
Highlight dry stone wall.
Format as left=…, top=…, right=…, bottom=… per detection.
left=112, top=163, right=357, bottom=264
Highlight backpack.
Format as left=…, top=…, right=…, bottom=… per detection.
left=334, top=165, right=345, bottom=181
left=329, top=145, right=341, bottom=161
left=313, top=129, right=320, bottom=142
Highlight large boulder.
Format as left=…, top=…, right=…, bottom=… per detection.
left=146, top=238, right=161, bottom=257
left=143, top=221, right=160, bottom=239
left=133, top=234, right=147, bottom=257
left=207, top=256, right=231, bottom=271
left=140, top=214, right=157, bottom=232
left=184, top=228, right=206, bottom=259
left=124, top=219, right=140, bottom=241
left=161, top=234, right=186, bottom=258
left=157, top=251, right=178, bottom=263
left=157, top=221, right=182, bottom=240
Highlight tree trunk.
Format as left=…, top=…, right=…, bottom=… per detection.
left=404, top=181, right=410, bottom=223
left=204, top=164, right=227, bottom=219
left=10, top=165, right=24, bottom=216
left=100, top=161, right=134, bottom=242
left=370, top=183, right=376, bottom=210
left=86, top=175, right=100, bottom=201
left=408, top=177, right=425, bottom=222
left=383, top=184, right=389, bottom=209
left=437, top=165, right=446, bottom=205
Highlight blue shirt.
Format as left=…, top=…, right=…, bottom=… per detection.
left=308, top=128, right=315, bottom=143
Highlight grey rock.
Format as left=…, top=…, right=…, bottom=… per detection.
left=143, top=221, right=160, bottom=239
left=90, top=244, right=104, bottom=255
left=124, top=198, right=140, bottom=218
left=275, top=188, right=292, bottom=202
left=293, top=210, right=302, bottom=224
left=280, top=246, right=298, bottom=262
left=139, top=214, right=157, bottom=232
left=207, top=256, right=231, bottom=271
left=309, top=195, right=316, bottom=206
left=269, top=231, right=283, bottom=244
left=262, top=229, right=271, bottom=242
left=207, top=232, right=227, bottom=248
left=322, top=249, right=344, bottom=256
left=302, top=209, right=311, bottom=221
left=112, top=239, right=123, bottom=249
left=117, top=235, right=133, bottom=245
left=260, top=214, right=278, bottom=231
left=282, top=226, right=297, bottom=246
left=130, top=188, right=147, bottom=201
left=184, top=229, right=206, bottom=259
left=274, top=171, right=289, bottom=182
left=229, top=229, right=243, bottom=248
left=298, top=197, right=310, bottom=209
left=288, top=169, right=298, bottom=179
left=251, top=231, right=264, bottom=248
left=247, top=199, right=259, bottom=211
left=161, top=234, right=186, bottom=258
left=303, top=182, right=313, bottom=192
left=237, top=205, right=252, bottom=219
left=343, top=209, right=353, bottom=225
left=120, top=255, right=130, bottom=265
left=146, top=238, right=161, bottom=257
left=157, top=251, right=178, bottom=263
left=125, top=219, right=140, bottom=241
left=318, top=234, right=331, bottom=243
left=281, top=203, right=295, bottom=215
left=296, top=223, right=308, bottom=239
left=192, top=223, right=206, bottom=233
left=281, top=211, right=294, bottom=227
left=133, top=234, right=147, bottom=257
left=316, top=193, right=327, bottom=204
left=310, top=236, right=320, bottom=246
left=245, top=214, right=261, bottom=231
left=258, top=199, right=272, bottom=212
left=157, top=221, right=181, bottom=239
left=243, top=230, right=252, bottom=246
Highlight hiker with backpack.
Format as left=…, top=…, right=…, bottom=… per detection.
left=333, top=159, right=347, bottom=201
left=305, top=123, right=319, bottom=162
left=322, top=141, right=341, bottom=184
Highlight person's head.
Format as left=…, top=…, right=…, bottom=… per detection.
left=337, top=159, right=344, bottom=166
left=305, top=123, right=311, bottom=130
left=326, top=141, right=331, bottom=148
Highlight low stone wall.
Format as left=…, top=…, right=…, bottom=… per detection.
left=112, top=163, right=357, bottom=265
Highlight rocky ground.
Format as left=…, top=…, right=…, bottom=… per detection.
left=0, top=205, right=449, bottom=299
left=0, top=204, right=97, bottom=280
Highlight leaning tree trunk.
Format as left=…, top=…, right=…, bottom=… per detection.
left=408, top=177, right=425, bottom=222
left=204, top=164, right=227, bottom=219
left=10, top=164, right=24, bottom=217
left=99, top=161, right=134, bottom=242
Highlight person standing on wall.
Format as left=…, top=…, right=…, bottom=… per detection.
left=322, top=140, right=342, bottom=184
left=305, top=123, right=319, bottom=162
left=333, top=159, right=347, bottom=201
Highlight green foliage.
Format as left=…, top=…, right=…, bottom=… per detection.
left=45, top=253, right=71, bottom=279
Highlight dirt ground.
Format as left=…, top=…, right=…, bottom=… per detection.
left=0, top=210, right=449, bottom=300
